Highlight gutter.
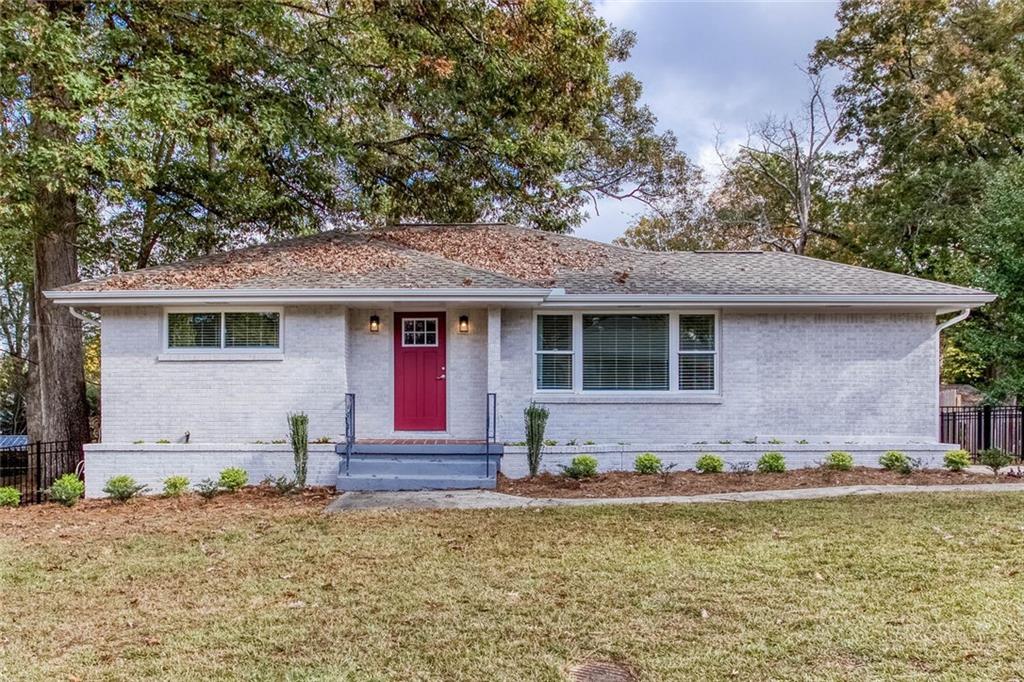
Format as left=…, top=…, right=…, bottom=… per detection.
left=68, top=306, right=99, bottom=326
left=539, top=293, right=996, bottom=310
left=935, top=308, right=971, bottom=334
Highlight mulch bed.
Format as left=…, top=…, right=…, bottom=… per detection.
left=497, top=467, right=1019, bottom=499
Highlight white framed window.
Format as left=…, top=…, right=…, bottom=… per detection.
left=533, top=311, right=720, bottom=394
left=401, top=317, right=439, bottom=347
left=536, top=315, right=573, bottom=390
left=678, top=314, right=717, bottom=391
left=165, top=308, right=281, bottom=351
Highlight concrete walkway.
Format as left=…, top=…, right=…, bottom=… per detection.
left=325, top=482, right=1024, bottom=513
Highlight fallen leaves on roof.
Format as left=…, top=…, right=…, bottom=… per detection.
left=377, top=225, right=609, bottom=283
left=82, top=237, right=408, bottom=291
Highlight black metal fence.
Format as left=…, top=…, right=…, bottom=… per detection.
left=940, top=405, right=1024, bottom=459
left=0, top=440, right=84, bottom=505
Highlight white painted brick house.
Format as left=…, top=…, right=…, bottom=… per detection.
left=45, top=223, right=994, bottom=496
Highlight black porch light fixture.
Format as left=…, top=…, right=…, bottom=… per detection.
left=369, top=314, right=380, bottom=333
left=458, top=315, right=470, bottom=333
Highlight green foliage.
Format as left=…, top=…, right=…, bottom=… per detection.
left=48, top=474, right=84, bottom=507
left=634, top=453, right=663, bottom=475
left=195, top=479, right=220, bottom=500
left=0, top=486, right=20, bottom=507
left=288, top=412, right=309, bottom=488
left=695, top=453, right=725, bottom=474
left=943, top=450, right=972, bottom=472
left=978, top=448, right=1014, bottom=475
left=263, top=475, right=299, bottom=495
left=163, top=475, right=190, bottom=497
left=103, top=475, right=148, bottom=502
left=823, top=451, right=854, bottom=472
left=757, top=452, right=786, bottom=474
left=218, top=468, right=248, bottom=492
left=879, top=451, right=908, bottom=472
left=524, top=402, right=550, bottom=478
left=562, top=455, right=598, bottom=480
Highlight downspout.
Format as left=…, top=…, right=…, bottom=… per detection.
left=935, top=308, right=971, bottom=443
left=69, top=306, right=99, bottom=327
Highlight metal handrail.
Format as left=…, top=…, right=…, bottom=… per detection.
left=344, top=393, right=355, bottom=476
left=485, top=392, right=497, bottom=478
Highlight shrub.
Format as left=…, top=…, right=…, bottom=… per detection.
left=288, top=412, right=309, bottom=488
left=218, top=467, right=248, bottom=492
left=48, top=474, right=85, bottom=507
left=695, top=453, right=725, bottom=474
left=943, top=449, right=972, bottom=472
left=102, top=475, right=148, bottom=502
left=195, top=478, right=220, bottom=500
left=524, top=402, right=550, bottom=477
left=0, top=486, right=20, bottom=507
left=634, top=453, right=663, bottom=475
left=728, top=460, right=754, bottom=475
left=978, top=448, right=1014, bottom=475
left=757, top=451, right=786, bottom=473
left=263, top=475, right=299, bottom=495
left=562, top=455, right=598, bottom=479
left=823, top=451, right=854, bottom=471
left=879, top=450, right=908, bottom=471
left=163, top=475, right=190, bottom=497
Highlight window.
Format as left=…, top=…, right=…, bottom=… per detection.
left=536, top=315, right=573, bottom=390
left=679, top=314, right=716, bottom=391
left=582, top=314, right=669, bottom=391
left=402, top=318, right=438, bottom=346
left=166, top=310, right=280, bottom=350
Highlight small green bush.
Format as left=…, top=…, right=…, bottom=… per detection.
left=163, top=475, right=190, bottom=497
left=824, top=451, right=854, bottom=471
left=218, top=467, right=248, bottom=492
left=978, top=448, right=1014, bottom=475
left=562, top=455, right=598, bottom=479
left=695, top=453, right=725, bottom=474
left=0, top=486, right=20, bottom=507
left=757, top=451, right=786, bottom=473
left=48, top=474, right=85, bottom=507
left=263, top=475, right=299, bottom=495
left=943, top=449, right=972, bottom=472
left=634, top=453, right=663, bottom=475
left=879, top=450, right=908, bottom=471
left=524, top=402, right=550, bottom=477
left=103, top=475, right=148, bottom=502
left=195, top=478, right=220, bottom=500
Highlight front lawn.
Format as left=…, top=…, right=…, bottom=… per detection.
left=2, top=491, right=1024, bottom=681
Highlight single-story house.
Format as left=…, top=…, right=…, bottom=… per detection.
left=45, top=223, right=994, bottom=496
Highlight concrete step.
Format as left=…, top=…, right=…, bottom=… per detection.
left=342, top=455, right=497, bottom=477
left=336, top=474, right=496, bottom=491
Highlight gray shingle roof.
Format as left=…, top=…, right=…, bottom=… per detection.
left=58, top=223, right=988, bottom=299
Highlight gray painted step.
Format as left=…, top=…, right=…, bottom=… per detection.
left=342, top=455, right=498, bottom=477
left=337, top=474, right=496, bottom=491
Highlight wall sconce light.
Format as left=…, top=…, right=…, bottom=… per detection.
left=458, top=314, right=470, bottom=334
left=369, top=314, right=380, bottom=333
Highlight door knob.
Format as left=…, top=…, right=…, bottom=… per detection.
left=436, top=374, right=446, bottom=380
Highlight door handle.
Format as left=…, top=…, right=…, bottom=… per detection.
left=436, top=374, right=446, bottom=380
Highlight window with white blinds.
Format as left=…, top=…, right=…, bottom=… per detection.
left=582, top=314, right=669, bottom=391
left=167, top=310, right=281, bottom=350
left=536, top=315, right=573, bottom=390
left=679, top=314, right=716, bottom=391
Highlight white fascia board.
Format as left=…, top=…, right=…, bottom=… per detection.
left=539, top=293, right=997, bottom=309
left=43, top=287, right=550, bottom=306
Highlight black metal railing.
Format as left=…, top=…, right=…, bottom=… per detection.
left=940, top=405, right=1024, bottom=459
left=0, top=440, right=84, bottom=505
left=343, top=393, right=356, bottom=475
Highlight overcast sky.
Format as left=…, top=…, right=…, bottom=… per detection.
left=578, top=0, right=839, bottom=243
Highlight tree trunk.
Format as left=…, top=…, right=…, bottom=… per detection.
left=25, top=0, right=90, bottom=445
left=26, top=195, right=90, bottom=444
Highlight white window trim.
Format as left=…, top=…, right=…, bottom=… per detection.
left=162, top=306, right=284, bottom=354
left=400, top=316, right=440, bottom=347
left=534, top=314, right=575, bottom=392
left=532, top=310, right=721, bottom=396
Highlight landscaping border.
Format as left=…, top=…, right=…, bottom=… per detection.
left=499, top=441, right=958, bottom=478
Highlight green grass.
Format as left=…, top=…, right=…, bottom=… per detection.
left=2, top=493, right=1024, bottom=680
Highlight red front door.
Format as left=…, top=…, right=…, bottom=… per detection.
left=394, top=312, right=446, bottom=431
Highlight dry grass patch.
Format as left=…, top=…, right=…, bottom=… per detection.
left=2, top=490, right=1024, bottom=680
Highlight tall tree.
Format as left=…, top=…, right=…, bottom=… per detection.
left=0, top=1, right=698, bottom=440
